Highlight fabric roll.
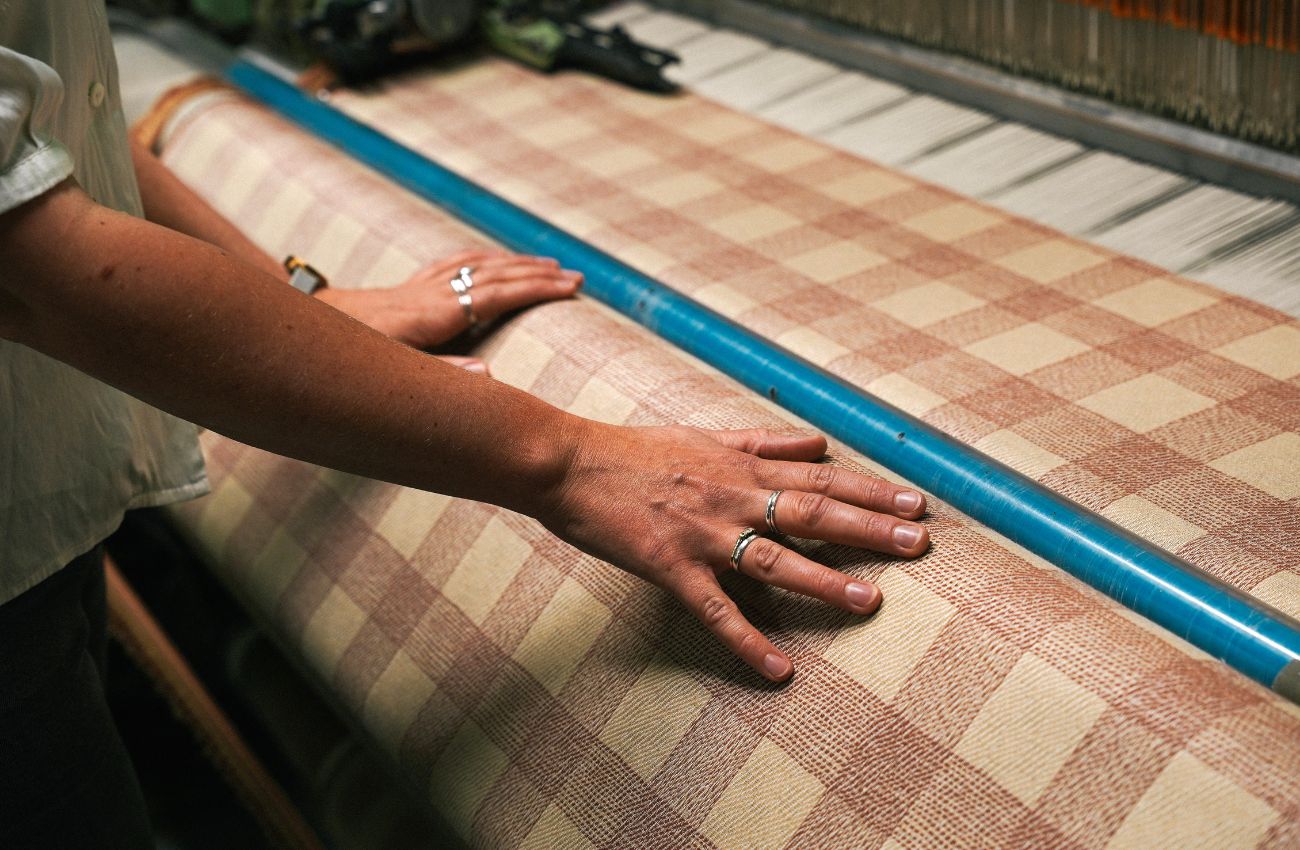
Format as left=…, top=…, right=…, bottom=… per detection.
left=153, top=88, right=1300, bottom=849
left=329, top=59, right=1300, bottom=620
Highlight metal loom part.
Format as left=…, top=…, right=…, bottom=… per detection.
left=223, top=59, right=1300, bottom=703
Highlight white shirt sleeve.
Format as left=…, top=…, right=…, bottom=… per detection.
left=0, top=45, right=75, bottom=215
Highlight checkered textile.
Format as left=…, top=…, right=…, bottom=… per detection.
left=327, top=59, right=1300, bottom=616
left=155, top=76, right=1300, bottom=848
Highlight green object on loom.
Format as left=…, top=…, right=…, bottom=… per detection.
left=191, top=0, right=255, bottom=30
left=481, top=3, right=565, bottom=69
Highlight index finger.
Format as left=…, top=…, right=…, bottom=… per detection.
left=432, top=249, right=508, bottom=271
left=678, top=574, right=792, bottom=683
left=758, top=459, right=926, bottom=519
left=696, top=427, right=827, bottom=461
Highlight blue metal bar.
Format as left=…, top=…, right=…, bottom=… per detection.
left=225, top=60, right=1300, bottom=701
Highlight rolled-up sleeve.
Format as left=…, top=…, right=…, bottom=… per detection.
left=0, top=46, right=74, bottom=215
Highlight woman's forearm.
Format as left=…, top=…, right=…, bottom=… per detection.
left=131, top=137, right=288, bottom=282
left=2, top=180, right=935, bottom=683
left=0, top=181, right=575, bottom=516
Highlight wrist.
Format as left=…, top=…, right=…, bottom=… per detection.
left=312, top=286, right=340, bottom=306
left=504, top=404, right=594, bottom=522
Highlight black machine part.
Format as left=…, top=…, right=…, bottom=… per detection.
left=557, top=18, right=679, bottom=92
left=299, top=0, right=480, bottom=81
left=407, top=0, right=482, bottom=45
left=300, top=0, right=679, bottom=92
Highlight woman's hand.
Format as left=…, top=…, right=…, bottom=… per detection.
left=317, top=249, right=582, bottom=355
left=541, top=422, right=930, bottom=683
left=129, top=140, right=579, bottom=366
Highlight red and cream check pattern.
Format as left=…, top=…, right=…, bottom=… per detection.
left=332, top=60, right=1300, bottom=616
left=156, top=66, right=1299, bottom=849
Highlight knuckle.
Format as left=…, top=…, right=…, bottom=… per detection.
left=700, top=595, right=733, bottom=628
left=861, top=476, right=890, bottom=506
left=749, top=539, right=781, bottom=577
left=805, top=463, right=837, bottom=491
left=668, top=467, right=720, bottom=505
left=795, top=492, right=831, bottom=527
left=863, top=511, right=894, bottom=543
left=815, top=570, right=842, bottom=600
left=657, top=557, right=699, bottom=589
left=731, top=452, right=760, bottom=478
left=738, top=428, right=765, bottom=454
left=695, top=480, right=728, bottom=509
left=736, top=630, right=762, bottom=658
left=641, top=533, right=680, bottom=575
left=664, top=424, right=700, bottom=444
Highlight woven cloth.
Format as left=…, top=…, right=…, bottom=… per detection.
left=328, top=59, right=1300, bottom=617
left=156, top=77, right=1300, bottom=848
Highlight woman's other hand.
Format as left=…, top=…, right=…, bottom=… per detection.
left=318, top=249, right=581, bottom=352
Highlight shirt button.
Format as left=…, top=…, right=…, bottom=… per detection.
left=88, top=81, right=106, bottom=108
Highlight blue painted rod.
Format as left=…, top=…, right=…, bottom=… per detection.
left=226, top=60, right=1300, bottom=701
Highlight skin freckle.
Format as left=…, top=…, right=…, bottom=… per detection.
left=97, top=265, right=114, bottom=281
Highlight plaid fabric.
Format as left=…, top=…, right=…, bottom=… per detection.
left=156, top=77, right=1300, bottom=848
left=329, top=59, right=1300, bottom=616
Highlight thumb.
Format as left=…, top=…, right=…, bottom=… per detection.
left=436, top=355, right=490, bottom=375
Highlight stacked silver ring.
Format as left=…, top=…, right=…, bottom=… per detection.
left=766, top=489, right=784, bottom=535
left=730, top=489, right=786, bottom=570
left=730, top=527, right=760, bottom=570
left=450, top=265, right=478, bottom=328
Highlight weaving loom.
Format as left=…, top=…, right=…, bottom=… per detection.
left=703, top=0, right=1300, bottom=152
left=211, top=58, right=1300, bottom=697
left=607, top=0, right=1300, bottom=310
left=114, top=2, right=1300, bottom=847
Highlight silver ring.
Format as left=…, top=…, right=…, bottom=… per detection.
left=450, top=266, right=474, bottom=295
left=730, top=527, right=760, bottom=571
left=765, top=489, right=784, bottom=535
left=451, top=269, right=479, bottom=328
left=457, top=291, right=478, bottom=328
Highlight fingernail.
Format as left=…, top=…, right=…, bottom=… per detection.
left=462, top=359, right=489, bottom=374
left=894, top=490, right=922, bottom=514
left=893, top=523, right=922, bottom=548
left=845, top=582, right=878, bottom=612
left=763, top=653, right=790, bottom=680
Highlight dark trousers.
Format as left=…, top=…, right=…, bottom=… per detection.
left=0, top=546, right=153, bottom=849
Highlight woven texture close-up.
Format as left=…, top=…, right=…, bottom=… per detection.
left=331, top=59, right=1300, bottom=617
left=154, top=69, right=1300, bottom=849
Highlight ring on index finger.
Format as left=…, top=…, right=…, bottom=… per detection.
left=730, top=527, right=761, bottom=570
